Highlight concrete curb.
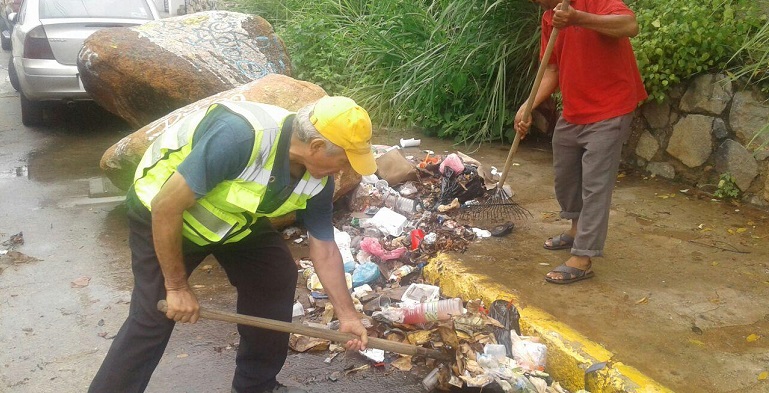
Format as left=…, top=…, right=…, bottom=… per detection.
left=423, top=253, right=675, bottom=393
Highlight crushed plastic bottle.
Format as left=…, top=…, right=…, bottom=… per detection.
left=402, top=298, right=463, bottom=324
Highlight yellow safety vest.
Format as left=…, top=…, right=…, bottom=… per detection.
left=133, top=101, right=327, bottom=246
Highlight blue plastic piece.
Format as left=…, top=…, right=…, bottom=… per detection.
left=343, top=260, right=357, bottom=273
left=351, top=262, right=380, bottom=288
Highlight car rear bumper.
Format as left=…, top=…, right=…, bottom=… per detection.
left=17, top=58, right=90, bottom=101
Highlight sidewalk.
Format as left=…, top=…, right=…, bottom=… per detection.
left=383, top=131, right=769, bottom=393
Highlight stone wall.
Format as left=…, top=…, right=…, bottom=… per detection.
left=625, top=73, right=769, bottom=206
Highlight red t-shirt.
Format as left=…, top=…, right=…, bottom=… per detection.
left=541, top=0, right=648, bottom=124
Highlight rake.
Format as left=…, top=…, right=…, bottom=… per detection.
left=460, top=0, right=570, bottom=224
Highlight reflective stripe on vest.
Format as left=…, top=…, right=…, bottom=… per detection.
left=133, top=101, right=327, bottom=246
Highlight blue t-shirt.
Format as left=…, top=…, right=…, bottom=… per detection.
left=151, top=104, right=335, bottom=241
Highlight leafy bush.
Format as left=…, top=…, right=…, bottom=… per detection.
left=630, top=0, right=761, bottom=103
left=714, top=173, right=741, bottom=200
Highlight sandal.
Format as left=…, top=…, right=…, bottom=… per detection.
left=545, top=262, right=594, bottom=285
left=543, top=233, right=574, bottom=250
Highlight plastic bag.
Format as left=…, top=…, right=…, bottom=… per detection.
left=359, top=237, right=407, bottom=261
left=489, top=299, right=521, bottom=358
left=351, top=262, right=380, bottom=288
left=511, top=332, right=547, bottom=372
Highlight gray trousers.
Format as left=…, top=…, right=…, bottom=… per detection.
left=552, top=113, right=634, bottom=257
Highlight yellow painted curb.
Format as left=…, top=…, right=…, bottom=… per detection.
left=423, top=253, right=674, bottom=393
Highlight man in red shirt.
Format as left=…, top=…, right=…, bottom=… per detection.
left=515, top=0, right=647, bottom=284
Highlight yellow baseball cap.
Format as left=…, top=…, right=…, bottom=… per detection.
left=309, top=96, right=377, bottom=176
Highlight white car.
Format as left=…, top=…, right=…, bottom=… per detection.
left=9, top=0, right=160, bottom=126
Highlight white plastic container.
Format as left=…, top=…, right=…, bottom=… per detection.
left=400, top=138, right=422, bottom=148
left=333, top=228, right=357, bottom=271
left=401, top=283, right=441, bottom=304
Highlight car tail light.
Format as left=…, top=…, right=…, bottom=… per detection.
left=23, top=26, right=55, bottom=60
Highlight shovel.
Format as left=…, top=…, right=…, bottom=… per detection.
left=157, top=300, right=452, bottom=361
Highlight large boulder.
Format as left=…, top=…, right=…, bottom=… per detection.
left=101, top=73, right=327, bottom=190
left=78, top=11, right=292, bottom=128
left=101, top=74, right=362, bottom=229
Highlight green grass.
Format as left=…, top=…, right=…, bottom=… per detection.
left=233, top=0, right=541, bottom=145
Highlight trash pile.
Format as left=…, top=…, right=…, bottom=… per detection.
left=281, top=144, right=580, bottom=392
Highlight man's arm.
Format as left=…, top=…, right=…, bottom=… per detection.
left=151, top=171, right=200, bottom=323
left=553, top=4, right=639, bottom=38
left=308, top=235, right=368, bottom=351
left=515, top=64, right=559, bottom=136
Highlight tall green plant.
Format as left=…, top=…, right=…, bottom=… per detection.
left=728, top=16, right=769, bottom=94
left=234, top=0, right=541, bottom=144
left=356, top=0, right=541, bottom=144
left=726, top=13, right=769, bottom=151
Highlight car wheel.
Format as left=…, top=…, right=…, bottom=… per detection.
left=8, top=57, right=19, bottom=91
left=21, top=94, right=45, bottom=127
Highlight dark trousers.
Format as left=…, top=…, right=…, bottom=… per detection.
left=89, top=206, right=298, bottom=393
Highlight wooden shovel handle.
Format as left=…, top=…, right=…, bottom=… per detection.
left=498, top=0, right=571, bottom=188
left=157, top=300, right=452, bottom=361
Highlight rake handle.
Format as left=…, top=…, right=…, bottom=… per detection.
left=498, top=0, right=571, bottom=189
left=157, top=300, right=452, bottom=361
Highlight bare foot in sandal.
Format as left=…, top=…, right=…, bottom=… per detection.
left=545, top=256, right=593, bottom=284
left=543, top=233, right=575, bottom=250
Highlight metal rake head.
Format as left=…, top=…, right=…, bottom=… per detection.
left=456, top=188, right=531, bottom=223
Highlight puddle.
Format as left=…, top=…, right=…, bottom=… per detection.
left=19, top=104, right=132, bottom=183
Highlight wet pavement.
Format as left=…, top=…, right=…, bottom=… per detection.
left=2, top=46, right=769, bottom=392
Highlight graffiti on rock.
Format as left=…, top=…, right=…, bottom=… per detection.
left=136, top=12, right=289, bottom=85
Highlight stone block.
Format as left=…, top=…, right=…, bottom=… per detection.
left=714, top=140, right=759, bottom=191
left=666, top=114, right=714, bottom=168
left=729, top=91, right=769, bottom=149
left=635, top=131, right=659, bottom=161
left=641, top=100, right=671, bottom=129
left=646, top=162, right=675, bottom=179
left=680, top=73, right=732, bottom=116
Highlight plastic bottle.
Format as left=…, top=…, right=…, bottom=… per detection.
left=402, top=298, right=463, bottom=324
left=388, top=265, right=415, bottom=282
left=421, top=366, right=441, bottom=391
left=384, top=194, right=417, bottom=215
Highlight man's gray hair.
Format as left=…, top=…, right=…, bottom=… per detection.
left=294, top=103, right=344, bottom=156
